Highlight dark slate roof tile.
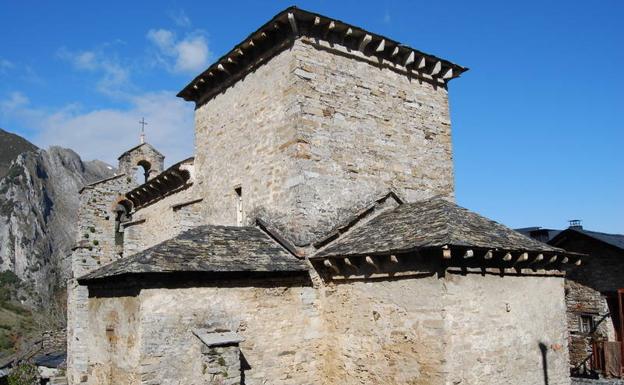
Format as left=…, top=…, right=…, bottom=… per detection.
left=314, top=197, right=563, bottom=258
left=570, top=229, right=624, bottom=250
left=79, top=225, right=307, bottom=282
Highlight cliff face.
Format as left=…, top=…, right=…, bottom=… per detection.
left=0, top=128, right=39, bottom=179
left=0, top=138, right=114, bottom=305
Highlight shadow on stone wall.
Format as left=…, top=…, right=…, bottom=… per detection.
left=540, top=342, right=550, bottom=385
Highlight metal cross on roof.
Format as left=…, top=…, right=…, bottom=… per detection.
left=139, top=117, right=148, bottom=144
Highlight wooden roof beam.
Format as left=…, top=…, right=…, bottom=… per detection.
left=288, top=12, right=298, bottom=36
left=417, top=56, right=426, bottom=69
left=365, top=256, right=379, bottom=272
left=375, top=39, right=385, bottom=52
left=322, top=20, right=336, bottom=40
left=358, top=34, right=373, bottom=52
left=324, top=259, right=339, bottom=274
left=431, top=61, right=442, bottom=76
left=530, top=253, right=545, bottom=265
left=404, top=51, right=415, bottom=67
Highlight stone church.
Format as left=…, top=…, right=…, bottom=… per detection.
left=66, top=7, right=582, bottom=385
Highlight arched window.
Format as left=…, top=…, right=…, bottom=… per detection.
left=113, top=201, right=132, bottom=250
left=135, top=160, right=152, bottom=184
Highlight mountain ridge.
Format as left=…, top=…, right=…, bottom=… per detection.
left=0, top=130, right=115, bottom=307
left=0, top=128, right=38, bottom=179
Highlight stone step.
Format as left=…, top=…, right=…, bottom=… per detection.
left=49, top=375, right=68, bottom=385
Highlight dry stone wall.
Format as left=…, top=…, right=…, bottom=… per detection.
left=194, top=38, right=454, bottom=246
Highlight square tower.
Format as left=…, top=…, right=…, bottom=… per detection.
left=178, top=7, right=467, bottom=246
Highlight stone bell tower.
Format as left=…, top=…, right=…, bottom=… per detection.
left=177, top=7, right=467, bottom=246
left=117, top=143, right=165, bottom=183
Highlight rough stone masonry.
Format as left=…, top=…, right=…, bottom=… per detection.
left=66, top=6, right=580, bottom=385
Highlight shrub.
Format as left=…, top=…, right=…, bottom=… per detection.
left=93, top=240, right=99, bottom=246
left=0, top=271, right=20, bottom=286
left=8, top=363, right=39, bottom=385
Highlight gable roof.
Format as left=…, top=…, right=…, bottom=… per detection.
left=117, top=142, right=164, bottom=161
left=550, top=228, right=624, bottom=251
left=314, top=197, right=564, bottom=258
left=177, top=6, right=468, bottom=105
left=78, top=225, right=308, bottom=283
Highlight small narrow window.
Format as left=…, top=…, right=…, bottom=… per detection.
left=579, top=314, right=594, bottom=333
left=235, top=186, right=243, bottom=226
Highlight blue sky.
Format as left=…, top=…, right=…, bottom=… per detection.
left=0, top=1, right=622, bottom=233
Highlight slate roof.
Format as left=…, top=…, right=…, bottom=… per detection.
left=576, top=229, right=624, bottom=250
left=117, top=142, right=164, bottom=160
left=550, top=228, right=624, bottom=251
left=314, top=197, right=564, bottom=258
left=178, top=7, right=468, bottom=105
left=79, top=225, right=307, bottom=282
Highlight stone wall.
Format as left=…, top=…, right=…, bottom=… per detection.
left=558, top=236, right=624, bottom=374
left=443, top=273, right=569, bottom=385
left=85, top=295, right=141, bottom=385
left=138, top=279, right=323, bottom=385
left=194, top=38, right=454, bottom=246
left=193, top=41, right=299, bottom=235
left=122, top=185, right=203, bottom=256
left=67, top=174, right=134, bottom=385
left=81, top=271, right=570, bottom=385
left=566, top=280, right=614, bottom=372
left=323, top=272, right=569, bottom=385
left=118, top=144, right=165, bottom=182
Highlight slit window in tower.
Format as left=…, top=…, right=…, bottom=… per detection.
left=235, top=186, right=243, bottom=226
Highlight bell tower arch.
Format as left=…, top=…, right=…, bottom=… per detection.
left=117, top=143, right=165, bottom=183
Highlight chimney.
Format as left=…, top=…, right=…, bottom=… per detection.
left=568, top=219, right=583, bottom=230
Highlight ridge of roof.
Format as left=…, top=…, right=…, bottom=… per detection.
left=178, top=6, right=468, bottom=105
left=551, top=228, right=624, bottom=251
left=117, top=142, right=165, bottom=161
left=78, top=173, right=126, bottom=193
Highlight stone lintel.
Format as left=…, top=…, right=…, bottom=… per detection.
left=193, top=329, right=244, bottom=348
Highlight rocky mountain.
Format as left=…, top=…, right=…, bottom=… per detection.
left=0, top=128, right=38, bottom=179
left=0, top=130, right=114, bottom=306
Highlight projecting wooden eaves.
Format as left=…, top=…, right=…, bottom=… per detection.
left=124, top=157, right=194, bottom=210
left=310, top=197, right=585, bottom=280
left=177, top=6, right=468, bottom=106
